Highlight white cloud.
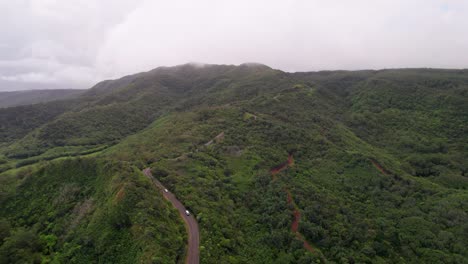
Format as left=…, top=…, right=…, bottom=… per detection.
left=0, top=60, right=99, bottom=88
left=0, top=0, right=141, bottom=88
left=96, top=0, right=468, bottom=76
left=1, top=72, right=56, bottom=83
left=1, top=0, right=468, bottom=90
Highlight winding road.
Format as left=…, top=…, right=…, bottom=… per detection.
left=143, top=168, right=200, bottom=264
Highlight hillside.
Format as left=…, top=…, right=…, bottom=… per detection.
left=0, top=89, right=85, bottom=108
left=0, top=64, right=467, bottom=263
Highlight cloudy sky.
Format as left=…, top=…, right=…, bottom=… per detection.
left=1, top=0, right=467, bottom=91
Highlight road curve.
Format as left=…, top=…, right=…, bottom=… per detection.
left=143, top=168, right=200, bottom=264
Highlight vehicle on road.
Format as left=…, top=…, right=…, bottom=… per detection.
left=185, top=210, right=190, bottom=216
left=164, top=188, right=169, bottom=193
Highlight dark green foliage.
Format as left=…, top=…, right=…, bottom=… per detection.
left=0, top=100, right=77, bottom=145
left=0, top=158, right=186, bottom=263
left=0, top=64, right=467, bottom=263
left=0, top=228, right=42, bottom=264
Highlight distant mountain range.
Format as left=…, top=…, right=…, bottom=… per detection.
left=0, top=89, right=85, bottom=108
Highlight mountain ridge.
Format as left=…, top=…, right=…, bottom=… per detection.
left=0, top=63, right=467, bottom=263
left=0, top=89, right=85, bottom=108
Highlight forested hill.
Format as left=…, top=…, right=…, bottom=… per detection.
left=0, top=89, right=85, bottom=108
left=0, top=64, right=467, bottom=263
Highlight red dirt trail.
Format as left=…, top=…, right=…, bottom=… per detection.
left=270, top=153, right=294, bottom=175
left=292, top=210, right=300, bottom=233
left=370, top=159, right=389, bottom=175
left=286, top=191, right=314, bottom=253
left=271, top=154, right=315, bottom=254
left=302, top=240, right=315, bottom=252
left=286, top=190, right=300, bottom=233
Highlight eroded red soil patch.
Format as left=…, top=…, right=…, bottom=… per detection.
left=270, top=154, right=294, bottom=175
left=115, top=186, right=126, bottom=203
left=292, top=209, right=300, bottom=232
left=371, top=159, right=389, bottom=175
left=286, top=190, right=301, bottom=233
left=287, top=154, right=294, bottom=166
left=270, top=162, right=288, bottom=175
left=288, top=196, right=314, bottom=253
left=286, top=190, right=292, bottom=203
left=302, top=240, right=315, bottom=253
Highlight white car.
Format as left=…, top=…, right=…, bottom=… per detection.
left=185, top=210, right=190, bottom=216
left=164, top=188, right=169, bottom=193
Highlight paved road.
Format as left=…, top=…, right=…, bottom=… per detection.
left=143, top=168, right=200, bottom=264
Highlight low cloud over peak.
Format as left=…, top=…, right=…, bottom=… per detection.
left=1, top=0, right=467, bottom=91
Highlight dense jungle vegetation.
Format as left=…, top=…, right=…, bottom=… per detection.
left=0, top=64, right=467, bottom=263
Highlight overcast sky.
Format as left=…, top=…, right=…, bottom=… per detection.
left=1, top=0, right=467, bottom=91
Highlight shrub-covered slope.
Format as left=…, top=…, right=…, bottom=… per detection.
left=0, top=158, right=186, bottom=263
left=0, top=64, right=467, bottom=263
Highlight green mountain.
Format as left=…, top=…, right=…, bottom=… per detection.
left=0, top=64, right=467, bottom=263
left=0, top=89, right=85, bottom=108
